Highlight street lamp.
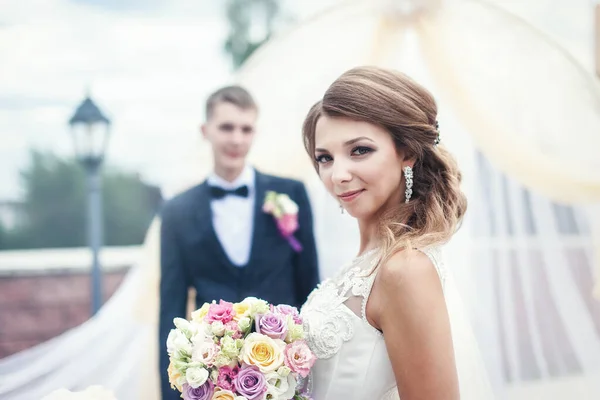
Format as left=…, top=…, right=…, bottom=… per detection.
left=68, top=95, right=111, bottom=316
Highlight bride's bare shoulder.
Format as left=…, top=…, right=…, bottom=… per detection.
left=376, top=249, right=443, bottom=298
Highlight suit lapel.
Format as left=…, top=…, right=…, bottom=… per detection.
left=195, top=182, right=213, bottom=238
left=247, top=171, right=269, bottom=266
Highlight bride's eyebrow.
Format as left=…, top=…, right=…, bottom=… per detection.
left=315, top=136, right=374, bottom=153
left=344, top=136, right=374, bottom=146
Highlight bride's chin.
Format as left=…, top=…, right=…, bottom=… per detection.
left=345, top=207, right=367, bottom=219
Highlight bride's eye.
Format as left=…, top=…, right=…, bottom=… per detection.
left=351, top=146, right=373, bottom=156
left=315, top=154, right=332, bottom=164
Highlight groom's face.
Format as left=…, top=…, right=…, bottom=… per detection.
left=202, top=101, right=257, bottom=177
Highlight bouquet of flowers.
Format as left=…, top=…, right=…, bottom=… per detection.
left=166, top=297, right=316, bottom=400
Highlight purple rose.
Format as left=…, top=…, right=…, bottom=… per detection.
left=274, top=304, right=303, bottom=325
left=255, top=312, right=288, bottom=340
left=183, top=380, right=214, bottom=400
left=233, top=365, right=267, bottom=400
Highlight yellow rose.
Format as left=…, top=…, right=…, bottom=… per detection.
left=191, top=302, right=211, bottom=323
left=240, top=333, right=285, bottom=373
left=232, top=302, right=249, bottom=321
left=212, top=388, right=236, bottom=400
left=167, top=359, right=184, bottom=391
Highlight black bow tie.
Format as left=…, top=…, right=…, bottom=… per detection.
left=209, top=185, right=249, bottom=199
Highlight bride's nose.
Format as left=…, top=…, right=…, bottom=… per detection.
left=331, top=160, right=352, bottom=185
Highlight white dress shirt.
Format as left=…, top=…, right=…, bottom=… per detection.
left=207, top=166, right=256, bottom=267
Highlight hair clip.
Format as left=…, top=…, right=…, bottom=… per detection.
left=434, top=120, right=441, bottom=146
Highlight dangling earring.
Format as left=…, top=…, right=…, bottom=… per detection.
left=404, top=166, right=413, bottom=203
left=340, top=204, right=345, bottom=214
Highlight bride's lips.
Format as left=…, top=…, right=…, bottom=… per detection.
left=338, top=189, right=364, bottom=202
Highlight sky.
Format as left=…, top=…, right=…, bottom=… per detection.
left=0, top=0, right=595, bottom=201
left=0, top=0, right=340, bottom=201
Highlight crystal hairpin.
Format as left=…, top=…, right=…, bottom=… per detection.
left=434, top=120, right=441, bottom=146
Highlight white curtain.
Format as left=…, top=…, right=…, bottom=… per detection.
left=462, top=152, right=600, bottom=398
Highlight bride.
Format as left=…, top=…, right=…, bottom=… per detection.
left=299, top=66, right=494, bottom=399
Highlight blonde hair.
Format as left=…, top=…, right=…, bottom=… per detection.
left=302, top=66, right=467, bottom=263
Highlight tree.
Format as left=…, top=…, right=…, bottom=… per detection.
left=0, top=150, right=162, bottom=250
left=223, top=0, right=283, bottom=69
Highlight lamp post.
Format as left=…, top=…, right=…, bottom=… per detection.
left=68, top=95, right=111, bottom=316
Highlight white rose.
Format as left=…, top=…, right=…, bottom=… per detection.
left=237, top=317, right=251, bottom=332
left=242, top=297, right=270, bottom=317
left=173, top=317, right=196, bottom=338
left=191, top=338, right=219, bottom=366
left=277, top=194, right=299, bottom=214
left=185, top=367, right=209, bottom=388
left=266, top=371, right=296, bottom=400
left=166, top=329, right=192, bottom=358
left=211, top=321, right=226, bottom=336
left=191, top=324, right=212, bottom=346
left=220, top=335, right=240, bottom=359
left=213, top=352, right=234, bottom=368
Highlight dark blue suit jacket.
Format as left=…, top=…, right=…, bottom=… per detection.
left=158, top=171, right=320, bottom=400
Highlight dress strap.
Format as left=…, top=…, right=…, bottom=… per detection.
left=418, top=246, right=447, bottom=290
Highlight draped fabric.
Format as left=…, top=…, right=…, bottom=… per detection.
left=2, top=1, right=600, bottom=398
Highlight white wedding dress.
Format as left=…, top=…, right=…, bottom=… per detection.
left=300, top=246, right=495, bottom=400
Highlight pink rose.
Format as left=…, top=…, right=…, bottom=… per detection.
left=284, top=340, right=316, bottom=378
left=206, top=300, right=235, bottom=324
left=277, top=214, right=298, bottom=236
left=224, top=321, right=242, bottom=339
left=217, top=365, right=239, bottom=392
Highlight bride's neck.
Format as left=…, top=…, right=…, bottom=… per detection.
left=357, top=218, right=381, bottom=255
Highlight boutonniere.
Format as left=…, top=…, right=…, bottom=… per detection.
left=262, top=191, right=302, bottom=252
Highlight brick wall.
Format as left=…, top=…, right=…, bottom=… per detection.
left=0, top=269, right=128, bottom=358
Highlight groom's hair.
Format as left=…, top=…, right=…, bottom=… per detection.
left=205, top=85, right=258, bottom=120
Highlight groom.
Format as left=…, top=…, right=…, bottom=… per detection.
left=158, top=85, right=320, bottom=399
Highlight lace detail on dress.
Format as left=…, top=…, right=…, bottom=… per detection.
left=381, top=386, right=400, bottom=400
left=301, top=249, right=380, bottom=359
left=301, top=281, right=355, bottom=359
left=301, top=246, right=447, bottom=360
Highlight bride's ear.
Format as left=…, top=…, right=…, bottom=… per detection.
left=200, top=123, right=207, bottom=139
left=397, top=148, right=416, bottom=169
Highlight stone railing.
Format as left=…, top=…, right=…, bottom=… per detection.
left=0, top=246, right=142, bottom=358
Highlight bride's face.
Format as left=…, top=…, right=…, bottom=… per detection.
left=314, top=115, right=406, bottom=220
